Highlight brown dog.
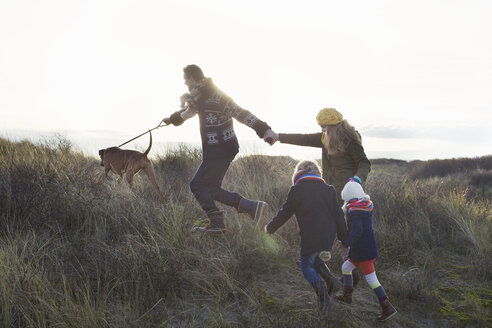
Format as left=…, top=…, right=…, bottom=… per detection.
left=99, top=131, right=162, bottom=197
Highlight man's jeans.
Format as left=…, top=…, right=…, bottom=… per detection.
left=190, top=157, right=242, bottom=213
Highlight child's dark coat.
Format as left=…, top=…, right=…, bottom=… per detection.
left=266, top=180, right=347, bottom=256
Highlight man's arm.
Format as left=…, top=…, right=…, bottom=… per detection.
left=162, top=106, right=197, bottom=126
left=222, top=97, right=272, bottom=139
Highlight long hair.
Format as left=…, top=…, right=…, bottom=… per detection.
left=324, top=120, right=362, bottom=154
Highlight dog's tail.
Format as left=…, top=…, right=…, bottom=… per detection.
left=144, top=131, right=153, bottom=156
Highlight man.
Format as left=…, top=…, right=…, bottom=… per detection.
left=162, top=65, right=277, bottom=234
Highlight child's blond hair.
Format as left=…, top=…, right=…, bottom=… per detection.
left=295, top=160, right=322, bottom=174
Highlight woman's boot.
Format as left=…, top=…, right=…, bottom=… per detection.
left=378, top=299, right=397, bottom=321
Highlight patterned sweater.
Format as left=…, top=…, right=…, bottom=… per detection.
left=169, top=78, right=271, bottom=159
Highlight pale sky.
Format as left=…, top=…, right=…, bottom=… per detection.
left=1, top=0, right=491, bottom=161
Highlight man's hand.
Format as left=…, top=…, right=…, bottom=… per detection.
left=263, top=129, right=279, bottom=145
left=161, top=117, right=171, bottom=125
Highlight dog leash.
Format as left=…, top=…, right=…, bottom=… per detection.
left=116, top=120, right=274, bottom=148
left=117, top=122, right=169, bottom=148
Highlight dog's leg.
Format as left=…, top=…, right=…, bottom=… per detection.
left=104, top=167, right=112, bottom=180
left=102, top=166, right=116, bottom=183
left=126, top=170, right=135, bottom=188
left=117, top=172, right=124, bottom=184
left=142, top=165, right=163, bottom=198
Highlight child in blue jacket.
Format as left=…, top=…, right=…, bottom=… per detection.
left=335, top=179, right=397, bottom=321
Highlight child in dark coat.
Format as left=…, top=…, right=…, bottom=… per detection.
left=335, top=179, right=397, bottom=321
left=264, top=160, right=347, bottom=311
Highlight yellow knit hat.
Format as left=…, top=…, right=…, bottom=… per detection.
left=316, top=108, right=343, bottom=126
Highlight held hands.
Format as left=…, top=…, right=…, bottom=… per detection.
left=335, top=240, right=350, bottom=261
left=263, top=129, right=279, bottom=145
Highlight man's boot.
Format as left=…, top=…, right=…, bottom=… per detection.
left=378, top=299, right=397, bottom=321
left=194, top=210, right=226, bottom=234
left=310, top=280, right=331, bottom=312
left=315, top=263, right=341, bottom=295
left=334, top=286, right=353, bottom=304
left=237, top=198, right=267, bottom=222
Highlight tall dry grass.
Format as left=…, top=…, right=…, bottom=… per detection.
left=0, top=137, right=490, bottom=327
left=365, top=163, right=491, bottom=326
left=0, top=138, right=313, bottom=327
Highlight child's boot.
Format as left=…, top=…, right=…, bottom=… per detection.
left=378, top=299, right=397, bottom=321
left=334, top=286, right=353, bottom=304
left=237, top=197, right=267, bottom=221
left=310, top=280, right=331, bottom=312
left=315, top=263, right=341, bottom=295
left=194, top=210, right=226, bottom=234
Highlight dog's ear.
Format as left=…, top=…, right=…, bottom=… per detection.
left=98, top=149, right=105, bottom=166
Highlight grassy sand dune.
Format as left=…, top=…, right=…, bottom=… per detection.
left=0, top=137, right=490, bottom=327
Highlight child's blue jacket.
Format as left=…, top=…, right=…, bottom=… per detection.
left=342, top=209, right=378, bottom=261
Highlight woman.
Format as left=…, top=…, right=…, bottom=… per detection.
left=273, top=107, right=371, bottom=205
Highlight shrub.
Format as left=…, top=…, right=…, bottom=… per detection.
left=407, top=155, right=492, bottom=180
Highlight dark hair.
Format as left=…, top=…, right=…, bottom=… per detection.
left=183, top=64, right=204, bottom=81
